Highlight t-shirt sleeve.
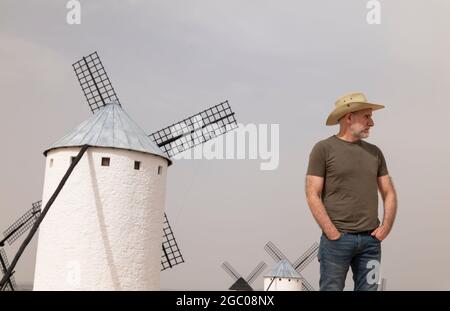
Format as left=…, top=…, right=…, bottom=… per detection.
left=306, top=142, right=326, bottom=177
left=377, top=148, right=389, bottom=177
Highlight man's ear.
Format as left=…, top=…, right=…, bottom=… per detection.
left=345, top=112, right=353, bottom=123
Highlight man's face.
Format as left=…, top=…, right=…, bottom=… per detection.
left=349, top=108, right=374, bottom=139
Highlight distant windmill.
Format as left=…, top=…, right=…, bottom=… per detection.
left=0, top=248, right=16, bottom=291
left=1, top=202, right=41, bottom=248
left=264, top=241, right=319, bottom=291
left=0, top=51, right=237, bottom=290
left=263, top=259, right=302, bottom=291
left=221, top=261, right=267, bottom=291
left=0, top=201, right=41, bottom=290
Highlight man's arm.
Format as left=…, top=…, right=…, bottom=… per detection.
left=371, top=175, right=398, bottom=241
left=305, top=175, right=341, bottom=240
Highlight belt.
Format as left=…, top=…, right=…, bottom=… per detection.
left=345, top=230, right=374, bottom=235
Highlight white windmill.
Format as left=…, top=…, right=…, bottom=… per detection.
left=264, top=241, right=319, bottom=291
left=263, top=259, right=302, bottom=291
left=0, top=52, right=237, bottom=291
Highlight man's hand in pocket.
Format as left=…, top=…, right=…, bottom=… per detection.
left=371, top=225, right=390, bottom=241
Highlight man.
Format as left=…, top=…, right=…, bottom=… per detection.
left=305, top=92, right=397, bottom=291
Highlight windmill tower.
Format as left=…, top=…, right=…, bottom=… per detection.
left=2, top=51, right=239, bottom=291
left=264, top=241, right=319, bottom=291
left=263, top=259, right=302, bottom=291
left=33, top=101, right=173, bottom=290
left=221, top=261, right=266, bottom=291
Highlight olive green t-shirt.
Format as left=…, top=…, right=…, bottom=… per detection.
left=306, top=135, right=389, bottom=233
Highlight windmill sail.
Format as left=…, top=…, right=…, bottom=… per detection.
left=293, top=242, right=319, bottom=272
left=149, top=100, right=237, bottom=157
left=246, top=261, right=267, bottom=285
left=2, top=201, right=41, bottom=246
left=301, top=277, right=315, bottom=291
left=264, top=241, right=288, bottom=262
left=221, top=261, right=241, bottom=280
left=0, top=248, right=16, bottom=291
left=72, top=51, right=120, bottom=113
left=161, top=213, right=184, bottom=271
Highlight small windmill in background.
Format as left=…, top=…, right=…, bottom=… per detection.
left=0, top=51, right=238, bottom=291
left=0, top=248, right=16, bottom=291
left=263, top=258, right=303, bottom=291
left=0, top=201, right=42, bottom=290
left=221, top=261, right=267, bottom=291
left=264, top=241, right=319, bottom=291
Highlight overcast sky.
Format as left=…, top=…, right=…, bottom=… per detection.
left=1, top=0, right=450, bottom=290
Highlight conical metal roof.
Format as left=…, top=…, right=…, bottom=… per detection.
left=44, top=102, right=171, bottom=165
left=264, top=259, right=302, bottom=279
left=229, top=277, right=253, bottom=291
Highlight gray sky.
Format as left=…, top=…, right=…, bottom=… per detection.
left=1, top=0, right=450, bottom=290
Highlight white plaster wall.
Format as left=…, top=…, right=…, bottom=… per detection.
left=33, top=146, right=169, bottom=290
left=264, top=277, right=302, bottom=291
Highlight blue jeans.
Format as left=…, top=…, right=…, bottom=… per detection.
left=318, top=232, right=381, bottom=291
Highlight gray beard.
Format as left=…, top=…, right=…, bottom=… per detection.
left=351, top=129, right=369, bottom=139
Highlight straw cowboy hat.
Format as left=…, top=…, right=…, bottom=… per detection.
left=326, top=92, right=385, bottom=126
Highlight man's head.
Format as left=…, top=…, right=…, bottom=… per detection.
left=325, top=92, right=384, bottom=128
left=338, top=108, right=374, bottom=139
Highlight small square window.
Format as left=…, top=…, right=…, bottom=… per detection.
left=134, top=161, right=141, bottom=170
left=101, top=157, right=110, bottom=166
left=49, top=159, right=54, bottom=167
left=158, top=166, right=163, bottom=175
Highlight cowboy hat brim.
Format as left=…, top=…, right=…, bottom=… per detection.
left=326, top=102, right=384, bottom=126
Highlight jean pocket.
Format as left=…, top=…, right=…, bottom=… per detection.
left=322, top=232, right=344, bottom=242
left=371, top=235, right=382, bottom=242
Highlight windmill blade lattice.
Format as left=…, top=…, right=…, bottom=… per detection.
left=264, top=241, right=288, bottom=263
left=300, top=277, right=315, bottom=291
left=221, top=261, right=241, bottom=280
left=245, top=261, right=267, bottom=285
left=149, top=100, right=237, bottom=157
left=2, top=201, right=41, bottom=246
left=0, top=248, right=16, bottom=291
left=161, top=213, right=184, bottom=271
left=72, top=51, right=120, bottom=114
left=293, top=242, right=319, bottom=272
